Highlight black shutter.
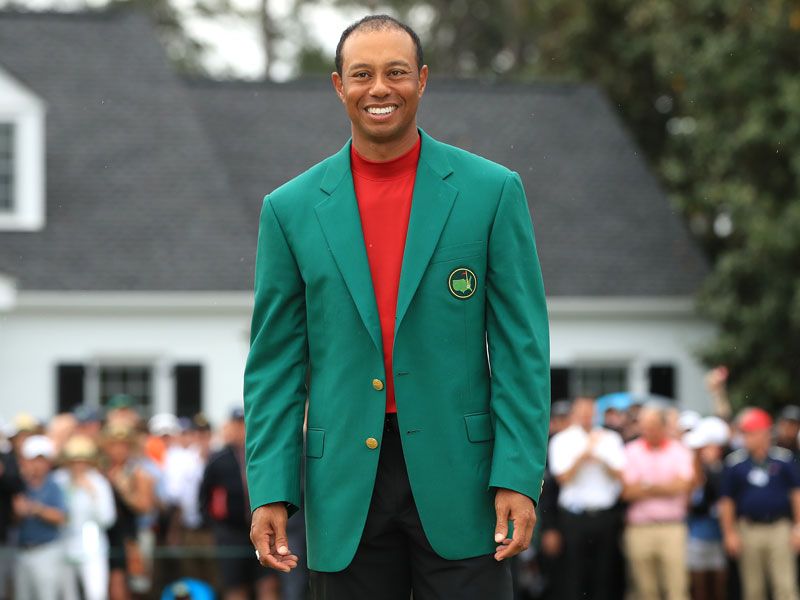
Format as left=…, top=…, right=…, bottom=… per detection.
left=57, top=364, right=85, bottom=414
left=649, top=364, right=676, bottom=399
left=550, top=367, right=570, bottom=402
left=174, top=364, right=202, bottom=417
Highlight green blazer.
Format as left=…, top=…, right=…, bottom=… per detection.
left=243, top=127, right=550, bottom=572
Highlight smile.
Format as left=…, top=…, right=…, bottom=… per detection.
left=365, top=105, right=398, bottom=115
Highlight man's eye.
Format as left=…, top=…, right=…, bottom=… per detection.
left=354, top=72, right=369, bottom=78
left=390, top=70, right=406, bottom=76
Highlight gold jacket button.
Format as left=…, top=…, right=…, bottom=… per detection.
left=372, top=378, right=384, bottom=391
left=366, top=437, right=379, bottom=449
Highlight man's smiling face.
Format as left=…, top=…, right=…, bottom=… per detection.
left=332, top=27, right=428, bottom=148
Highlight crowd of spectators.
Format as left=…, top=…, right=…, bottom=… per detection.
left=521, top=376, right=800, bottom=600
left=0, top=395, right=308, bottom=600
left=4, top=370, right=800, bottom=600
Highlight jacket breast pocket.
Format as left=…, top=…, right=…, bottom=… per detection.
left=429, top=240, right=486, bottom=264
left=305, top=428, right=325, bottom=458
left=463, top=412, right=494, bottom=443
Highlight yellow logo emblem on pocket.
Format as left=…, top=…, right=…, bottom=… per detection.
left=448, top=267, right=477, bottom=299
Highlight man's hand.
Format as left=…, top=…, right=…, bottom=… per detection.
left=251, top=502, right=299, bottom=572
left=493, top=488, right=536, bottom=561
left=791, top=525, right=800, bottom=553
left=723, top=530, right=742, bottom=557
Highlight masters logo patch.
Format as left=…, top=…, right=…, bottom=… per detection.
left=448, top=267, right=477, bottom=299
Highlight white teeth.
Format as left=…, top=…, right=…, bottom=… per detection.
left=367, top=106, right=396, bottom=115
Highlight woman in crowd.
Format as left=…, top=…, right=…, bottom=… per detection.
left=102, top=423, right=156, bottom=600
left=54, top=434, right=117, bottom=600
left=684, top=417, right=730, bottom=600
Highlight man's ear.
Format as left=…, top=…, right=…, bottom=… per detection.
left=417, top=65, right=429, bottom=98
left=331, top=72, right=345, bottom=103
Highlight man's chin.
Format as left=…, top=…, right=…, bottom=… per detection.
left=354, top=121, right=412, bottom=144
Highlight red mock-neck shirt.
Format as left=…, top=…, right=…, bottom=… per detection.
left=351, top=134, right=422, bottom=414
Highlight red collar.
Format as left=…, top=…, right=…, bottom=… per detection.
left=350, top=135, right=421, bottom=180
left=644, top=437, right=670, bottom=451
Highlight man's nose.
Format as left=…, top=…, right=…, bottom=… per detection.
left=369, top=73, right=390, bottom=97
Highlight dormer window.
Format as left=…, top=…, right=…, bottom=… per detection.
left=0, top=65, right=46, bottom=231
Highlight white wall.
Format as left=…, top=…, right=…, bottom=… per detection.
left=0, top=292, right=253, bottom=427
left=549, top=297, right=716, bottom=412
left=0, top=293, right=716, bottom=428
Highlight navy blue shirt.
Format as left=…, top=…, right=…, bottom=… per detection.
left=18, top=474, right=66, bottom=546
left=720, top=447, right=800, bottom=522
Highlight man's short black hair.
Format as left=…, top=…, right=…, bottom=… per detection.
left=335, top=14, right=424, bottom=76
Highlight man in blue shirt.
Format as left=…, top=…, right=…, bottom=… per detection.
left=13, top=435, right=67, bottom=600
left=719, top=407, right=800, bottom=600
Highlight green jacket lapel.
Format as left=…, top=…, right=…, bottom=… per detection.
left=314, top=139, right=383, bottom=354
left=395, top=128, right=457, bottom=335
left=313, top=128, right=457, bottom=355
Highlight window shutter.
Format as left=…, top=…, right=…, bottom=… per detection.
left=649, top=364, right=676, bottom=399
left=550, top=367, right=570, bottom=403
left=174, top=364, right=202, bottom=417
left=57, top=364, right=85, bottom=414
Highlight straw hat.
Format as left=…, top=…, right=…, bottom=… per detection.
left=61, top=434, right=98, bottom=462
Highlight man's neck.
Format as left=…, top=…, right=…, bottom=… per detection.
left=351, top=126, right=420, bottom=161
left=26, top=475, right=46, bottom=489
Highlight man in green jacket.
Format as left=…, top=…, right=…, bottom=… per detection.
left=244, top=14, right=550, bottom=599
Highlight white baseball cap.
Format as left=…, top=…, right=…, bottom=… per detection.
left=148, top=413, right=180, bottom=437
left=678, top=410, right=702, bottom=433
left=21, top=435, right=56, bottom=460
left=683, top=416, right=731, bottom=449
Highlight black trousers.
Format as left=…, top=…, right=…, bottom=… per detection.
left=309, top=413, right=512, bottom=600
left=558, top=506, right=623, bottom=600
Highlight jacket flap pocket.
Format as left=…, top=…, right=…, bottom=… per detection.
left=429, top=240, right=486, bottom=264
left=464, top=412, right=494, bottom=443
left=305, top=428, right=325, bottom=458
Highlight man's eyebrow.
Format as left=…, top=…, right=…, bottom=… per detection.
left=347, top=60, right=413, bottom=71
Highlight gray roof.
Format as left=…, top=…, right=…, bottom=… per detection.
left=0, top=6, right=709, bottom=296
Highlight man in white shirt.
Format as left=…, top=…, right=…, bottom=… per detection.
left=548, top=397, right=626, bottom=600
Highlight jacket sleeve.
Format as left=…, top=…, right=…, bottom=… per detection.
left=243, top=194, right=309, bottom=519
left=485, top=170, right=551, bottom=505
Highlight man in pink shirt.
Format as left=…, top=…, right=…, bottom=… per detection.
left=622, top=404, right=694, bottom=600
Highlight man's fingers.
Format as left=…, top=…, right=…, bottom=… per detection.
left=251, top=527, right=273, bottom=568
left=273, top=533, right=291, bottom=556
left=263, top=552, right=298, bottom=572
left=250, top=504, right=296, bottom=572
left=494, top=505, right=509, bottom=543
left=495, top=514, right=535, bottom=560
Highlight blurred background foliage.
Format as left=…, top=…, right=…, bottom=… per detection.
left=4, top=0, right=797, bottom=411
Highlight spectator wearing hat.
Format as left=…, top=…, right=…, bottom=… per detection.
left=776, top=406, right=800, bottom=459
left=199, top=408, right=279, bottom=600
left=684, top=417, right=731, bottom=600
left=101, top=423, right=157, bottom=600
left=72, top=405, right=104, bottom=440
left=191, top=414, right=214, bottom=461
left=622, top=404, right=694, bottom=600
left=105, top=394, right=141, bottom=430
left=719, top=407, right=800, bottom=600
left=548, top=396, right=626, bottom=600
left=13, top=435, right=67, bottom=600
left=9, top=414, right=42, bottom=459
left=53, top=435, right=117, bottom=600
